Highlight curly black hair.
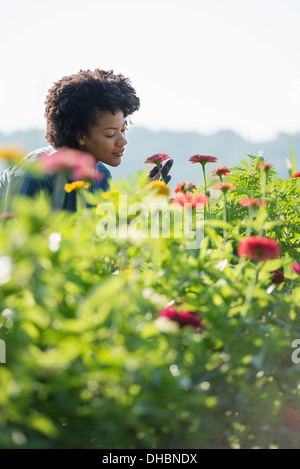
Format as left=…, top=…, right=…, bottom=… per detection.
left=45, top=69, right=140, bottom=148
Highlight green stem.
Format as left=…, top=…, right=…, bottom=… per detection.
left=223, top=192, right=227, bottom=244
left=157, top=163, right=164, bottom=181
left=202, top=163, right=207, bottom=193
left=52, top=170, right=67, bottom=210
left=201, top=163, right=210, bottom=213
left=260, top=169, right=268, bottom=201
left=246, top=207, right=253, bottom=236
left=77, top=190, right=84, bottom=212
left=242, top=264, right=260, bottom=317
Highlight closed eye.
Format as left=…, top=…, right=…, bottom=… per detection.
left=106, top=128, right=126, bottom=138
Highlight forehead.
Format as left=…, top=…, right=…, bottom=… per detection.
left=95, top=110, right=125, bottom=129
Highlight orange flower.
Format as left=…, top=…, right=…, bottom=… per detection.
left=212, top=166, right=231, bottom=177
left=239, top=198, right=266, bottom=207
left=259, top=161, right=273, bottom=171
left=214, top=182, right=235, bottom=193
left=171, top=193, right=209, bottom=208
left=174, top=182, right=196, bottom=194
left=291, top=171, right=300, bottom=178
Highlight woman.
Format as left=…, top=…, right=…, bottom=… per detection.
left=1, top=69, right=172, bottom=211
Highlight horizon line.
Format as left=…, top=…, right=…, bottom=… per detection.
left=0, top=125, right=300, bottom=145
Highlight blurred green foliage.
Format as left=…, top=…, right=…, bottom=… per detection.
left=1, top=157, right=300, bottom=449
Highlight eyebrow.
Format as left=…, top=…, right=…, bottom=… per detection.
left=101, top=122, right=127, bottom=131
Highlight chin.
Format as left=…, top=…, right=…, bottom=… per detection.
left=111, top=158, right=122, bottom=167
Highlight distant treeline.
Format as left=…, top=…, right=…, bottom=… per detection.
left=1, top=127, right=299, bottom=189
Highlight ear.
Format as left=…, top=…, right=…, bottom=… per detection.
left=76, top=133, right=87, bottom=146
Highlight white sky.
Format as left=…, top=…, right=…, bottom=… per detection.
left=1, top=0, right=300, bottom=141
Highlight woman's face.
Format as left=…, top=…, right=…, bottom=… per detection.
left=77, top=110, right=127, bottom=167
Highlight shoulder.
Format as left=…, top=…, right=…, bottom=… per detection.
left=0, top=167, right=12, bottom=189
left=3, top=145, right=55, bottom=180
left=24, top=145, right=56, bottom=162
left=96, top=161, right=112, bottom=179
left=94, top=161, right=112, bottom=192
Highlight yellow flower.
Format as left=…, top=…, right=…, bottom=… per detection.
left=118, top=269, right=138, bottom=275
left=145, top=181, right=170, bottom=197
left=0, top=146, right=24, bottom=162
left=103, top=190, right=123, bottom=199
left=64, top=181, right=91, bottom=193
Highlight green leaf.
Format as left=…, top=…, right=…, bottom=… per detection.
left=27, top=413, right=59, bottom=438
left=290, top=139, right=296, bottom=176
left=253, top=155, right=259, bottom=171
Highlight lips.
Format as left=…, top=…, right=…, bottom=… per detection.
left=113, top=150, right=124, bottom=157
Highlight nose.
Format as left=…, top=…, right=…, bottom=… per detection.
left=117, top=133, right=127, bottom=147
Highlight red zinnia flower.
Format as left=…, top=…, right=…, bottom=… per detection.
left=291, top=262, right=300, bottom=275
left=171, top=193, right=209, bottom=208
left=158, top=307, right=204, bottom=331
left=38, top=148, right=103, bottom=181
left=283, top=407, right=300, bottom=433
left=238, top=236, right=281, bottom=262
left=189, top=154, right=218, bottom=165
left=174, top=182, right=196, bottom=194
left=144, top=153, right=170, bottom=165
left=239, top=198, right=266, bottom=208
left=271, top=269, right=285, bottom=284
left=214, top=182, right=235, bottom=193
left=212, top=166, right=231, bottom=177
left=292, top=171, right=300, bottom=178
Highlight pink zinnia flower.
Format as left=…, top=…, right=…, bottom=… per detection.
left=158, top=307, right=204, bottom=331
left=38, top=148, right=103, bottom=181
left=271, top=269, right=285, bottom=284
left=212, top=166, right=231, bottom=177
left=174, top=182, right=196, bottom=194
left=171, top=193, right=209, bottom=208
left=189, top=154, right=218, bottom=165
left=283, top=407, right=300, bottom=433
left=144, top=153, right=170, bottom=165
left=239, top=198, right=266, bottom=208
left=292, top=171, right=300, bottom=178
left=291, top=262, right=300, bottom=275
left=214, top=182, right=235, bottom=193
left=0, top=212, right=15, bottom=221
left=237, top=236, right=281, bottom=262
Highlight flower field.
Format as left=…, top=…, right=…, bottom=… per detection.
left=1, top=149, right=300, bottom=449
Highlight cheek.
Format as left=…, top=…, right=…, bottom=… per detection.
left=91, top=137, right=110, bottom=154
